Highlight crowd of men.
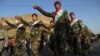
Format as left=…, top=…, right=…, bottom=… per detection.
left=0, top=1, right=95, bottom=56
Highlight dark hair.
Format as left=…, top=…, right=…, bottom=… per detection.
left=54, top=1, right=61, bottom=6
left=78, top=20, right=83, bottom=22
left=70, top=12, right=75, bottom=16
left=32, top=13, right=38, bottom=17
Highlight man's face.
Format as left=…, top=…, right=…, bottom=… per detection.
left=32, top=15, right=38, bottom=21
left=79, top=21, right=83, bottom=27
left=55, top=4, right=61, bottom=10
left=71, top=14, right=75, bottom=18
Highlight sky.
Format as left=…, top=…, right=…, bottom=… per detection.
left=0, top=0, right=100, bottom=34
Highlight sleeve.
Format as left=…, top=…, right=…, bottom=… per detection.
left=19, top=18, right=31, bottom=26
left=5, top=20, right=17, bottom=28
left=39, top=21, right=50, bottom=30
left=37, top=7, right=54, bottom=18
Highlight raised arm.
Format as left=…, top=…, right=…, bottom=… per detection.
left=38, top=21, right=50, bottom=30
left=35, top=21, right=50, bottom=33
left=15, top=16, right=31, bottom=26
left=1, top=18, right=17, bottom=28
left=33, top=5, right=54, bottom=18
left=5, top=20, right=17, bottom=28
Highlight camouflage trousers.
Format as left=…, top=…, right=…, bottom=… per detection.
left=52, top=30, right=68, bottom=56
left=73, top=36, right=91, bottom=56
left=16, top=31, right=26, bottom=43
left=81, top=37, right=91, bottom=56
left=30, top=31, right=43, bottom=56
left=73, top=36, right=82, bottom=56
left=14, top=32, right=27, bottom=56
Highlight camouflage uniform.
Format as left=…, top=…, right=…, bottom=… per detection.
left=79, top=25, right=91, bottom=56
left=69, top=19, right=82, bottom=56
left=4, top=20, right=27, bottom=56
left=34, top=6, right=70, bottom=56
left=5, top=20, right=26, bottom=43
left=0, top=28, right=8, bottom=55
left=19, top=18, right=49, bottom=56
left=47, top=26, right=55, bottom=53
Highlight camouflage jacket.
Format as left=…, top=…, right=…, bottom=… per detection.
left=0, top=29, right=8, bottom=41
left=5, top=20, right=26, bottom=42
left=36, top=7, right=70, bottom=30
left=0, top=29, right=8, bottom=49
left=78, top=24, right=89, bottom=38
left=70, top=20, right=80, bottom=34
left=5, top=20, right=26, bottom=33
left=18, top=18, right=49, bottom=35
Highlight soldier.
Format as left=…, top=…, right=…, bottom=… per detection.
left=17, top=13, right=49, bottom=56
left=69, top=12, right=82, bottom=56
left=0, top=23, right=9, bottom=55
left=46, top=20, right=55, bottom=53
left=78, top=20, right=91, bottom=56
left=49, top=20, right=55, bottom=38
left=2, top=17, right=26, bottom=43
left=33, top=1, right=70, bottom=56
left=69, top=13, right=91, bottom=56
left=2, top=17, right=27, bottom=56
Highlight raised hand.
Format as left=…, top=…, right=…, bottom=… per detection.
left=15, top=16, right=22, bottom=20
left=33, top=5, right=40, bottom=9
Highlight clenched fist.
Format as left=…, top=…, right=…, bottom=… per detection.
left=15, top=16, right=22, bottom=20
left=33, top=5, right=40, bottom=9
